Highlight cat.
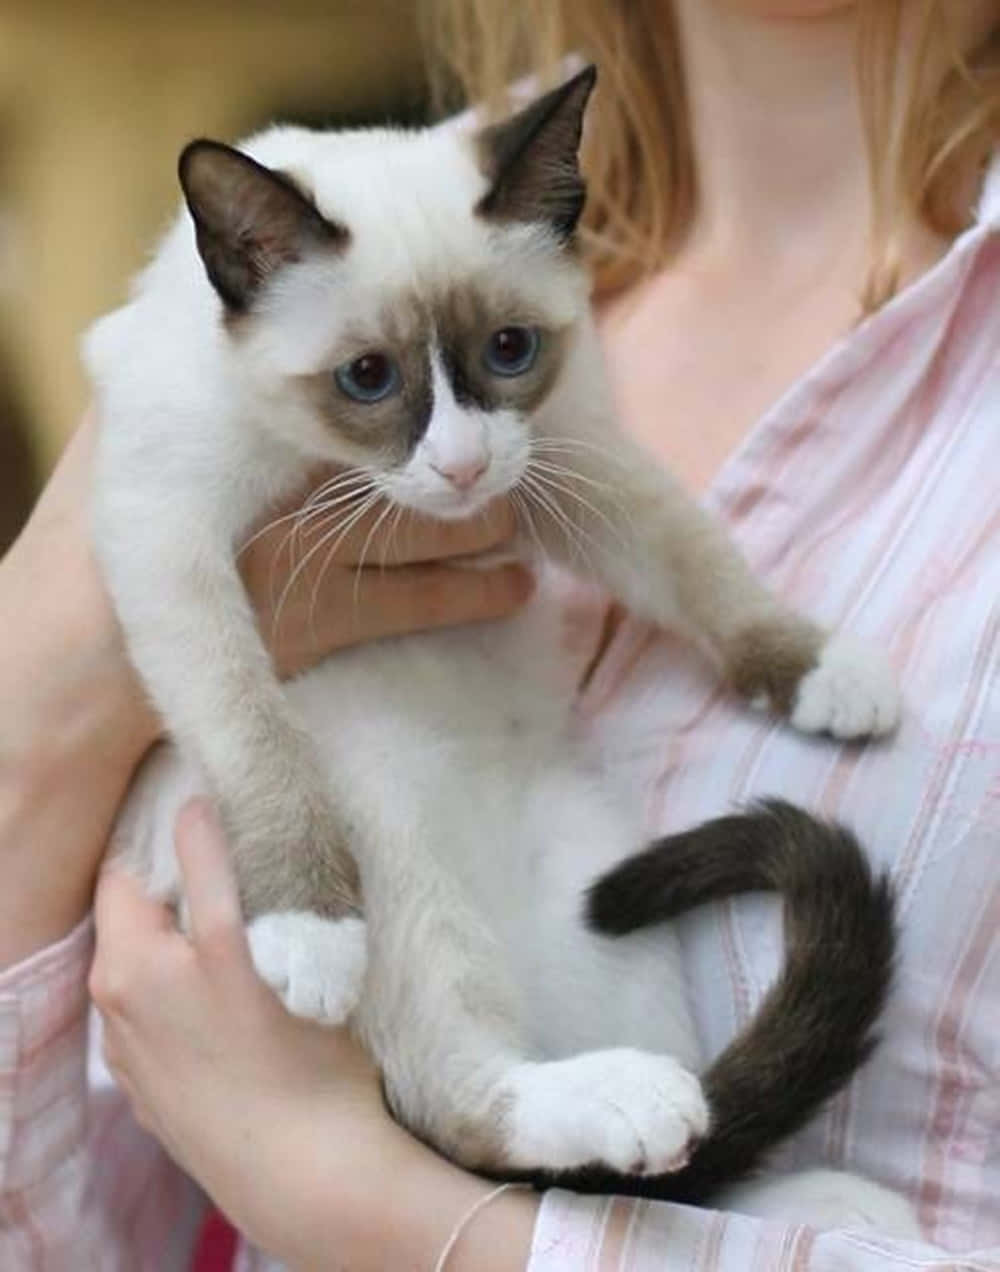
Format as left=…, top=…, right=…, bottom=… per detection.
left=88, top=66, right=916, bottom=1232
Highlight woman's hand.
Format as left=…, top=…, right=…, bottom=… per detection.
left=92, top=802, right=538, bottom=1271
left=0, top=414, right=530, bottom=966
left=239, top=470, right=532, bottom=680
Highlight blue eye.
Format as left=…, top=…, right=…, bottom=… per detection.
left=483, top=326, right=540, bottom=377
left=334, top=352, right=401, bottom=403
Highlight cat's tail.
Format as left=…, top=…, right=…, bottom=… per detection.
left=574, top=799, right=896, bottom=1204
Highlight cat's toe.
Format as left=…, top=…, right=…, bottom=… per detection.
left=790, top=635, right=900, bottom=739
left=248, top=911, right=366, bottom=1024
left=504, top=1050, right=708, bottom=1176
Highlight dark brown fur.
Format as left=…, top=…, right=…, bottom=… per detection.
left=296, top=283, right=572, bottom=461
left=476, top=65, right=596, bottom=239
left=179, top=140, right=349, bottom=314
left=725, top=619, right=823, bottom=714
left=498, top=801, right=896, bottom=1203
left=298, top=345, right=434, bottom=463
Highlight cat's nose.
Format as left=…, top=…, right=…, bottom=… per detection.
left=431, top=458, right=489, bottom=491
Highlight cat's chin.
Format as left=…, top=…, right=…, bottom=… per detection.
left=424, top=497, right=497, bottom=523
left=383, top=487, right=510, bottom=524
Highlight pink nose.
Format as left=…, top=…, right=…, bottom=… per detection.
left=431, top=459, right=488, bottom=491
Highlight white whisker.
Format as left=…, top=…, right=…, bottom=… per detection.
left=510, top=488, right=545, bottom=562
left=299, top=493, right=384, bottom=643
left=525, top=463, right=631, bottom=550
left=352, top=501, right=396, bottom=609
left=237, top=470, right=372, bottom=559
left=381, top=503, right=407, bottom=572
left=271, top=491, right=380, bottom=646
left=519, top=473, right=597, bottom=574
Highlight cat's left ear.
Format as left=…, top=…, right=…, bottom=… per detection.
left=178, top=139, right=348, bottom=312
left=475, top=64, right=597, bottom=240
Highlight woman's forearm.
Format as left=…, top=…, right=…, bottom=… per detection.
left=288, top=1124, right=539, bottom=1272
left=0, top=419, right=158, bottom=967
left=0, top=537, right=154, bottom=967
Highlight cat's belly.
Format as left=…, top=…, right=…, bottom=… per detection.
left=304, top=699, right=702, bottom=1070
left=117, top=594, right=701, bottom=1071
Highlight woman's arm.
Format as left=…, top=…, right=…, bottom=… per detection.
left=0, top=414, right=530, bottom=969
left=92, top=801, right=540, bottom=1272
left=0, top=421, right=156, bottom=966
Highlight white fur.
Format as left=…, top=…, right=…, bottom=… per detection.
left=247, top=913, right=366, bottom=1024
left=94, top=116, right=912, bottom=1232
left=504, top=1050, right=709, bottom=1174
left=792, top=635, right=901, bottom=739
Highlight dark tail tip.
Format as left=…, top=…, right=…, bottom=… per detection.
left=578, top=800, right=897, bottom=1203
left=586, top=798, right=799, bottom=936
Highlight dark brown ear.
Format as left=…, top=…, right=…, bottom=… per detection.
left=178, top=139, right=348, bottom=312
left=475, top=64, right=597, bottom=240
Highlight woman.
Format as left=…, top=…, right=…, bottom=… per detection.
left=2, top=1, right=998, bottom=1268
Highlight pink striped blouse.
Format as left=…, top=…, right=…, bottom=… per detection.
left=2, top=162, right=998, bottom=1271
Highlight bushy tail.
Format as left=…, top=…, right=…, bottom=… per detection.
left=546, top=800, right=896, bottom=1203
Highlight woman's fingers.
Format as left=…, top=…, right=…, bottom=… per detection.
left=354, top=498, right=518, bottom=566
left=242, top=491, right=517, bottom=592
left=360, top=560, right=534, bottom=634
left=270, top=560, right=534, bottom=677
left=93, top=866, right=174, bottom=952
left=173, top=798, right=250, bottom=962
left=90, top=867, right=177, bottom=1012
left=239, top=480, right=531, bottom=676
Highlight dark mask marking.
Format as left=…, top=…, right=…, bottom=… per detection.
left=433, top=283, right=570, bottom=415
left=299, top=340, right=433, bottom=466
left=295, top=280, right=573, bottom=468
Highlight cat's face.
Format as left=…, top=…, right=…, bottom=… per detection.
left=179, top=68, right=597, bottom=520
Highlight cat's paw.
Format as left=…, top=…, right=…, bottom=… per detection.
left=790, top=635, right=900, bottom=740
left=247, top=911, right=366, bottom=1024
left=503, top=1050, right=708, bottom=1175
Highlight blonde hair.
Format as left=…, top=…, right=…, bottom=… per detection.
left=425, top=1, right=1000, bottom=308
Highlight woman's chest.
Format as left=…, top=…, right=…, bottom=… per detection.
left=596, top=266, right=869, bottom=493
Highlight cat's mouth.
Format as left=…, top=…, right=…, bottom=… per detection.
left=376, top=463, right=524, bottom=523
left=418, top=486, right=498, bottom=521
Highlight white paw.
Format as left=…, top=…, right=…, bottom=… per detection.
left=790, top=635, right=900, bottom=739
left=247, top=911, right=366, bottom=1025
left=504, top=1049, right=708, bottom=1175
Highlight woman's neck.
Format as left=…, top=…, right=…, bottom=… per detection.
left=671, top=2, right=875, bottom=271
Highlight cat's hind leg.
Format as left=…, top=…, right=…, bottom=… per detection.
left=498, top=1048, right=707, bottom=1175
left=343, top=820, right=707, bottom=1179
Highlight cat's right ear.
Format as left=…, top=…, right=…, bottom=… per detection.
left=178, top=140, right=348, bottom=313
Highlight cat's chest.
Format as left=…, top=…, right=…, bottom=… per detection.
left=286, top=580, right=581, bottom=782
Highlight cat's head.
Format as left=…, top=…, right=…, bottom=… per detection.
left=179, top=66, right=597, bottom=520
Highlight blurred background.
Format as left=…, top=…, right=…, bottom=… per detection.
left=0, top=0, right=433, bottom=549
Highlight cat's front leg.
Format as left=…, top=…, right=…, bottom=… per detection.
left=96, top=516, right=366, bottom=1022
left=530, top=410, right=899, bottom=739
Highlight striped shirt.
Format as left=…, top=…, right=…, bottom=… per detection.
left=2, top=161, right=998, bottom=1272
